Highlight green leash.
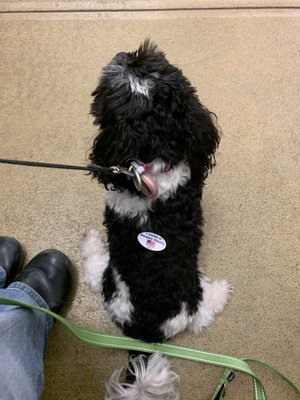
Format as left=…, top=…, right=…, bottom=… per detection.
left=0, top=297, right=299, bottom=400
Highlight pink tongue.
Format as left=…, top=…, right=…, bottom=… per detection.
left=143, top=163, right=171, bottom=174
left=143, top=163, right=154, bottom=173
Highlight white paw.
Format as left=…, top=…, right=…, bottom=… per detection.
left=188, top=278, right=233, bottom=334
left=80, top=229, right=109, bottom=293
left=80, top=228, right=103, bottom=259
left=203, top=279, right=233, bottom=314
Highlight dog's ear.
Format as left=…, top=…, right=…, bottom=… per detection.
left=184, top=95, right=220, bottom=181
left=90, top=84, right=105, bottom=126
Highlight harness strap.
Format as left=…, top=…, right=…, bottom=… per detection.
left=0, top=297, right=299, bottom=400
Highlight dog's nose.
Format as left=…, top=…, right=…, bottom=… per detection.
left=116, top=52, right=126, bottom=59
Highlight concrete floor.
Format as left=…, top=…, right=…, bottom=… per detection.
left=0, top=2, right=299, bottom=399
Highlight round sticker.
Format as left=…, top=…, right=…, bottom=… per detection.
left=137, top=232, right=167, bottom=252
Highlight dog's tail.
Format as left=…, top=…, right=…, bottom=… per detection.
left=105, top=351, right=180, bottom=400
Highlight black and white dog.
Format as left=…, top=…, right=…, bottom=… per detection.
left=80, top=40, right=232, bottom=400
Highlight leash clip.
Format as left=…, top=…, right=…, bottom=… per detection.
left=110, top=161, right=159, bottom=198
left=110, top=164, right=145, bottom=196
left=129, top=161, right=158, bottom=198
left=110, top=165, right=135, bottom=178
left=128, top=162, right=143, bottom=192
left=213, top=370, right=235, bottom=400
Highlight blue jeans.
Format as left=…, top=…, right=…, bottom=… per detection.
left=0, top=265, right=53, bottom=400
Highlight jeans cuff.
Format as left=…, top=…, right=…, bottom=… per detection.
left=7, top=282, right=53, bottom=330
left=0, top=265, right=7, bottom=288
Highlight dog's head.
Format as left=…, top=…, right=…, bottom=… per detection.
left=90, top=40, right=220, bottom=192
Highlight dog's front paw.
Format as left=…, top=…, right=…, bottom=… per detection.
left=80, top=229, right=110, bottom=293
left=80, top=228, right=103, bottom=259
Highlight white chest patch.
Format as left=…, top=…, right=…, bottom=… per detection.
left=137, top=232, right=167, bottom=251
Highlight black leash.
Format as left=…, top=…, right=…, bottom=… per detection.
left=0, top=158, right=117, bottom=174
left=0, top=158, right=149, bottom=194
left=0, top=158, right=161, bottom=198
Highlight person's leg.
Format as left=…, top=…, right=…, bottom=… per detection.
left=0, top=282, right=52, bottom=400
left=0, top=240, right=72, bottom=400
left=0, top=264, right=6, bottom=287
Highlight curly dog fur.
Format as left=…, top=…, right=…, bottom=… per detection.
left=81, top=40, right=231, bottom=399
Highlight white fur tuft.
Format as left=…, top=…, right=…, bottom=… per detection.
left=153, top=161, right=191, bottom=202
left=160, top=303, right=193, bottom=339
left=106, top=353, right=180, bottom=400
left=160, top=277, right=233, bottom=338
left=188, top=278, right=233, bottom=333
left=80, top=229, right=110, bottom=293
left=128, top=74, right=154, bottom=97
left=105, top=268, right=134, bottom=325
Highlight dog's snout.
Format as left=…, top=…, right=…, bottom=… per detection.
left=116, top=52, right=126, bottom=59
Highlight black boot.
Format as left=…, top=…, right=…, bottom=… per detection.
left=14, top=249, right=73, bottom=313
left=0, top=236, right=24, bottom=286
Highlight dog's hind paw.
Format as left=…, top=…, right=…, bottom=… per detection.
left=188, top=278, right=233, bottom=334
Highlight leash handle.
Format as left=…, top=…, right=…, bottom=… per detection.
left=0, top=297, right=299, bottom=400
